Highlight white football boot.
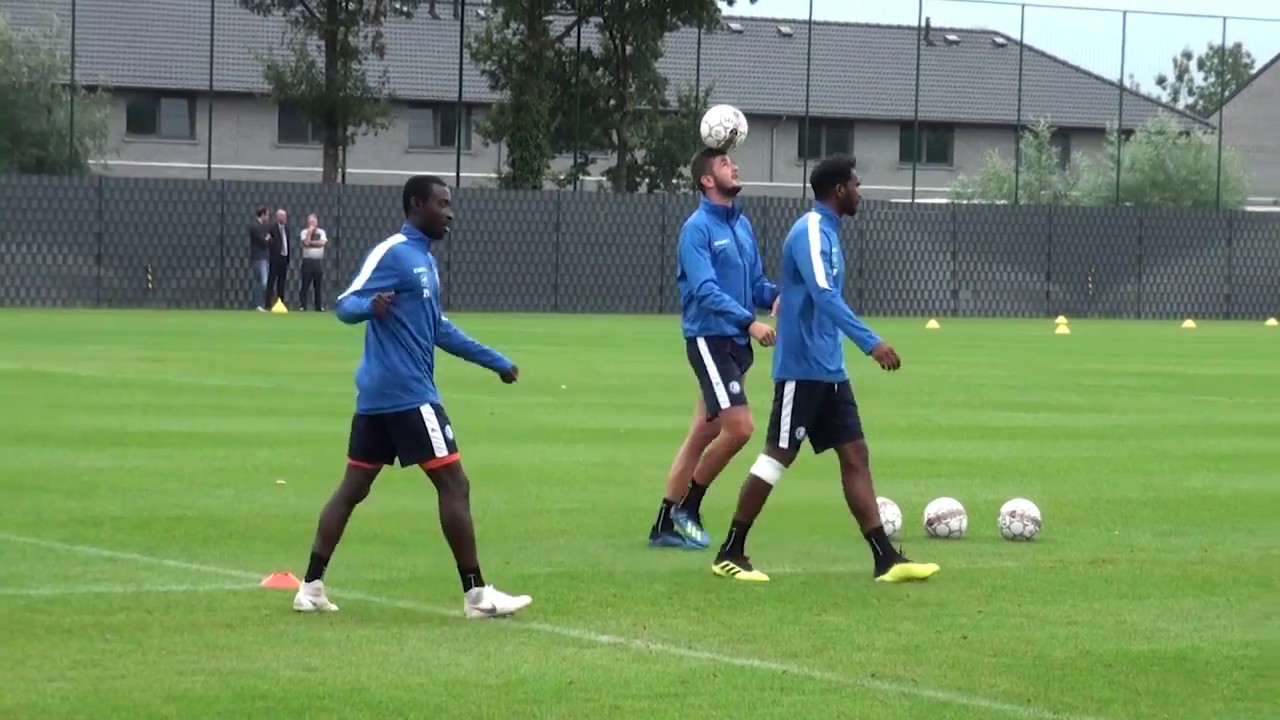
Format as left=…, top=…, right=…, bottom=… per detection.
left=293, top=579, right=340, bottom=613
left=463, top=585, right=532, bottom=619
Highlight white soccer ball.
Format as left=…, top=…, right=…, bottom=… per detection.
left=700, top=104, right=748, bottom=150
left=998, top=498, right=1042, bottom=541
left=876, top=497, right=903, bottom=539
left=923, top=497, right=967, bottom=539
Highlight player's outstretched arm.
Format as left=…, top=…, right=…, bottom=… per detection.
left=792, top=229, right=881, bottom=354
left=436, top=315, right=514, bottom=375
left=678, top=225, right=756, bottom=328
left=334, top=243, right=401, bottom=324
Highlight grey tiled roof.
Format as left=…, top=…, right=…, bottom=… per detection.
left=4, top=0, right=1208, bottom=130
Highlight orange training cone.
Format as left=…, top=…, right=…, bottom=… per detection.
left=260, top=571, right=301, bottom=590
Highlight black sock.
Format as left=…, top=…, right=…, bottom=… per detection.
left=304, top=551, right=329, bottom=583
left=652, top=498, right=676, bottom=533
left=718, top=519, right=751, bottom=558
left=864, top=525, right=901, bottom=573
left=679, top=480, right=707, bottom=515
left=459, top=566, right=485, bottom=592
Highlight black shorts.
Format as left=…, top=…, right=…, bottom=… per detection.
left=686, top=336, right=754, bottom=419
left=766, top=380, right=865, bottom=454
left=347, top=404, right=460, bottom=469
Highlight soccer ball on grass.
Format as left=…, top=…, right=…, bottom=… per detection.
left=997, top=498, right=1042, bottom=541
left=700, top=104, right=748, bottom=150
left=876, top=497, right=902, bottom=539
left=923, top=497, right=967, bottom=539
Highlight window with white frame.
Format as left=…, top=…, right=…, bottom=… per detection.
left=798, top=120, right=853, bottom=161
left=277, top=101, right=324, bottom=146
left=406, top=103, right=472, bottom=151
left=898, top=123, right=955, bottom=166
left=125, top=93, right=196, bottom=140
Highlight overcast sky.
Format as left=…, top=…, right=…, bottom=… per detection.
left=727, top=0, right=1280, bottom=96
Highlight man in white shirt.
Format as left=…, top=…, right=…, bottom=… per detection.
left=299, top=213, right=329, bottom=311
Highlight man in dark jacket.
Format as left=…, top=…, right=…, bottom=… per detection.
left=266, top=208, right=292, bottom=309
left=248, top=207, right=271, bottom=310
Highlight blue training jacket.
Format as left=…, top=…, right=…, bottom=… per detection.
left=676, top=197, right=778, bottom=342
left=772, top=204, right=882, bottom=383
left=334, top=222, right=513, bottom=414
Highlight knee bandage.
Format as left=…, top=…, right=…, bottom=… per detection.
left=749, top=454, right=786, bottom=486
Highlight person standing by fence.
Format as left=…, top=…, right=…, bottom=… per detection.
left=247, top=207, right=271, bottom=311
left=299, top=213, right=328, bottom=311
left=266, top=209, right=292, bottom=309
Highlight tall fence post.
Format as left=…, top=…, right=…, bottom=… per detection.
left=910, top=0, right=923, bottom=203
left=334, top=184, right=343, bottom=309
left=94, top=175, right=103, bottom=308
left=207, top=0, right=215, bottom=180
left=1135, top=208, right=1144, bottom=319
left=1013, top=4, right=1025, bottom=205
left=800, top=0, right=814, bottom=200
left=218, top=180, right=226, bottom=308
left=572, top=14, right=583, bottom=192
left=553, top=191, right=562, bottom=312
left=656, top=193, right=670, bottom=315
left=1225, top=214, right=1234, bottom=319
left=1215, top=16, right=1227, bottom=210
left=1044, top=205, right=1053, bottom=318
left=68, top=0, right=77, bottom=168
left=454, top=0, right=466, bottom=188
left=1115, top=10, right=1127, bottom=205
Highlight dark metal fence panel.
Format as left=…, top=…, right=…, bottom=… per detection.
left=1, top=175, right=1276, bottom=319
left=1049, top=207, right=1142, bottom=318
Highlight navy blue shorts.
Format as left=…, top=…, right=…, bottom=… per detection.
left=347, top=404, right=460, bottom=469
left=766, top=380, right=865, bottom=454
left=685, top=336, right=754, bottom=420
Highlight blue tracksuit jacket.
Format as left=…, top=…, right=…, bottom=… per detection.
left=676, top=197, right=778, bottom=342
left=334, top=222, right=513, bottom=414
left=772, top=204, right=882, bottom=383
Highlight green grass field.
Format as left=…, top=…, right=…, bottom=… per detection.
left=1, top=310, right=1276, bottom=720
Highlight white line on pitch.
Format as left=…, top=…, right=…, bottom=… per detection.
left=0, top=582, right=260, bottom=597
left=0, top=532, right=1101, bottom=720
left=0, top=364, right=281, bottom=389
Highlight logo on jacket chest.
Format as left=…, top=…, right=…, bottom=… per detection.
left=413, top=266, right=434, bottom=298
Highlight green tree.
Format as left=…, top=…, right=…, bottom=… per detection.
left=0, top=13, right=110, bottom=175
left=1155, top=42, right=1256, bottom=119
left=633, top=83, right=714, bottom=193
left=469, top=0, right=755, bottom=191
left=1076, top=114, right=1248, bottom=209
left=950, top=120, right=1084, bottom=205
left=238, top=0, right=422, bottom=183
left=581, top=1, right=755, bottom=192
left=467, top=0, right=588, bottom=189
left=950, top=116, right=1249, bottom=209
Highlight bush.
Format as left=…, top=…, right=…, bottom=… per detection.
left=949, top=115, right=1249, bottom=209
left=0, top=13, right=110, bottom=175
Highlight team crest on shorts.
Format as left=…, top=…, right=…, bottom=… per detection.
left=444, top=425, right=454, bottom=440
left=795, top=426, right=807, bottom=440
left=728, top=381, right=741, bottom=395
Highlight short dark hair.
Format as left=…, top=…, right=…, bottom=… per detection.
left=809, top=154, right=857, bottom=200
left=255, top=206, right=267, bottom=218
left=402, top=175, right=448, bottom=215
left=690, top=147, right=727, bottom=194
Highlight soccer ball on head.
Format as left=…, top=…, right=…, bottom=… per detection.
left=923, top=497, right=967, bottom=539
left=700, top=104, right=748, bottom=151
left=876, top=497, right=902, bottom=539
left=998, top=498, right=1042, bottom=541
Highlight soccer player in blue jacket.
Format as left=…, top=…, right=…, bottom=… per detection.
left=648, top=147, right=779, bottom=550
left=292, top=175, right=532, bottom=619
left=710, top=155, right=940, bottom=584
